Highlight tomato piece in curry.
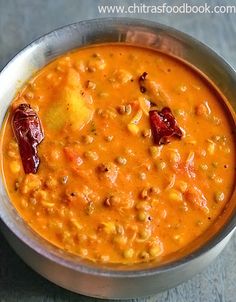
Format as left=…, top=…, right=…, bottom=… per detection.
left=1, top=44, right=235, bottom=264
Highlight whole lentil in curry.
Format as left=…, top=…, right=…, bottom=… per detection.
left=1, top=44, right=235, bottom=264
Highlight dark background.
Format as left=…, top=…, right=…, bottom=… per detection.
left=0, top=0, right=235, bottom=301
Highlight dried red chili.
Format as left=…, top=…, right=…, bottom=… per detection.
left=149, top=107, right=183, bottom=145
left=11, top=103, right=44, bottom=174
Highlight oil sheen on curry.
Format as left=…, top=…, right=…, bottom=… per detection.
left=1, top=44, right=235, bottom=264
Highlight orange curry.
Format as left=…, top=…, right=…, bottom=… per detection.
left=1, top=44, right=235, bottom=264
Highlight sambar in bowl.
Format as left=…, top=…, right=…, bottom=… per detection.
left=0, top=19, right=235, bottom=298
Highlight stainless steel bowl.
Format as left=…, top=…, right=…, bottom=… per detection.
left=0, top=18, right=235, bottom=299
